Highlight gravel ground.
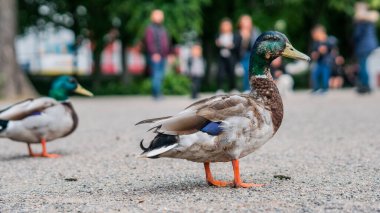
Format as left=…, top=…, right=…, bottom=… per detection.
left=0, top=90, right=379, bottom=212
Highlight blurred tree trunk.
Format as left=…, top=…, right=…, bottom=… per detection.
left=92, top=38, right=103, bottom=91
left=0, top=0, right=36, bottom=99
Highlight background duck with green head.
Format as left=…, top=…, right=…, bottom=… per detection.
left=0, top=75, right=93, bottom=158
left=49, top=75, right=93, bottom=101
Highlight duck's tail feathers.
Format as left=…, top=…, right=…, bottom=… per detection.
left=139, top=133, right=178, bottom=158
left=0, top=119, right=9, bottom=136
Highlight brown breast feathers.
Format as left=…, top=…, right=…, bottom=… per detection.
left=250, top=77, right=283, bottom=132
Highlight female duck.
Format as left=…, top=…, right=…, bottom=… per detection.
left=137, top=31, right=310, bottom=188
left=0, top=76, right=93, bottom=158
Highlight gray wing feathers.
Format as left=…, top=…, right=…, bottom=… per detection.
left=155, top=110, right=208, bottom=135
left=0, top=97, right=58, bottom=120
left=137, top=95, right=256, bottom=136
left=135, top=116, right=172, bottom=125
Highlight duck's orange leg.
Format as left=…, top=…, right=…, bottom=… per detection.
left=27, top=139, right=60, bottom=158
left=232, top=159, right=264, bottom=188
left=40, top=138, right=60, bottom=158
left=27, top=143, right=38, bottom=157
left=204, top=162, right=231, bottom=187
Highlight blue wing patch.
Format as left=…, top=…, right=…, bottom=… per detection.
left=200, top=122, right=223, bottom=136
left=29, top=111, right=42, bottom=116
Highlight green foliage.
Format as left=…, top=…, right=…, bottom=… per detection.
left=19, top=0, right=211, bottom=43
left=126, top=77, right=152, bottom=95
left=292, top=71, right=310, bottom=90
left=163, top=72, right=191, bottom=95
left=109, top=0, right=211, bottom=43
left=93, top=73, right=190, bottom=95
left=94, top=77, right=151, bottom=95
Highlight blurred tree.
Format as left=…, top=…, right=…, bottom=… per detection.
left=107, top=0, right=211, bottom=85
left=0, top=0, right=36, bottom=98
left=18, top=0, right=212, bottom=54
left=108, top=0, right=211, bottom=43
left=18, top=0, right=117, bottom=89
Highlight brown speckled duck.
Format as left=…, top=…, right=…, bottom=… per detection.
left=137, top=31, right=310, bottom=188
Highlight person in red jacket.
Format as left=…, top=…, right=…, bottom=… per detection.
left=144, top=9, right=171, bottom=99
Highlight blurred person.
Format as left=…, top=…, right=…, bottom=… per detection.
left=215, top=18, right=239, bottom=94
left=366, top=47, right=380, bottom=89
left=353, top=2, right=379, bottom=94
left=144, top=9, right=171, bottom=99
left=344, top=64, right=360, bottom=87
left=187, top=43, right=205, bottom=99
left=236, top=15, right=261, bottom=92
left=270, top=57, right=294, bottom=96
left=328, top=36, right=345, bottom=89
left=330, top=55, right=345, bottom=89
left=310, top=25, right=333, bottom=93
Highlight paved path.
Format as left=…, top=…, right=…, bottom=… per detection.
left=0, top=91, right=379, bottom=212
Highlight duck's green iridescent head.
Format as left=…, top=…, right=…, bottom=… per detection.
left=49, top=75, right=93, bottom=101
left=249, top=31, right=310, bottom=77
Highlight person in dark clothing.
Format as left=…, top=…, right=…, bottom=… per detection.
left=353, top=2, right=379, bottom=93
left=310, top=25, right=333, bottom=93
left=328, top=36, right=345, bottom=89
left=215, top=18, right=239, bottom=94
left=144, top=9, right=171, bottom=99
left=187, top=44, right=205, bottom=99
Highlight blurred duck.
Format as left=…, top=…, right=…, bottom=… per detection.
left=0, top=76, right=93, bottom=158
left=137, top=31, right=310, bottom=188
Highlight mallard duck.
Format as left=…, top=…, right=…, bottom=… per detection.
left=0, top=76, right=93, bottom=158
left=136, top=31, right=310, bottom=188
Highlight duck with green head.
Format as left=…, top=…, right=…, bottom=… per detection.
left=136, top=31, right=310, bottom=188
left=0, top=75, right=93, bottom=158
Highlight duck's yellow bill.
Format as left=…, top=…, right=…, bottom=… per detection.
left=281, top=43, right=310, bottom=61
left=74, top=84, right=94, bottom=97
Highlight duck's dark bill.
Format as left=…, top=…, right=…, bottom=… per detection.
left=74, top=84, right=94, bottom=97
left=281, top=43, right=310, bottom=61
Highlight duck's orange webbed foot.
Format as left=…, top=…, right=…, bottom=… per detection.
left=39, top=153, right=61, bottom=158
left=207, top=178, right=232, bottom=187
left=27, top=139, right=61, bottom=158
left=233, top=182, right=264, bottom=188
left=232, top=159, right=264, bottom=188
left=204, top=162, right=232, bottom=187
